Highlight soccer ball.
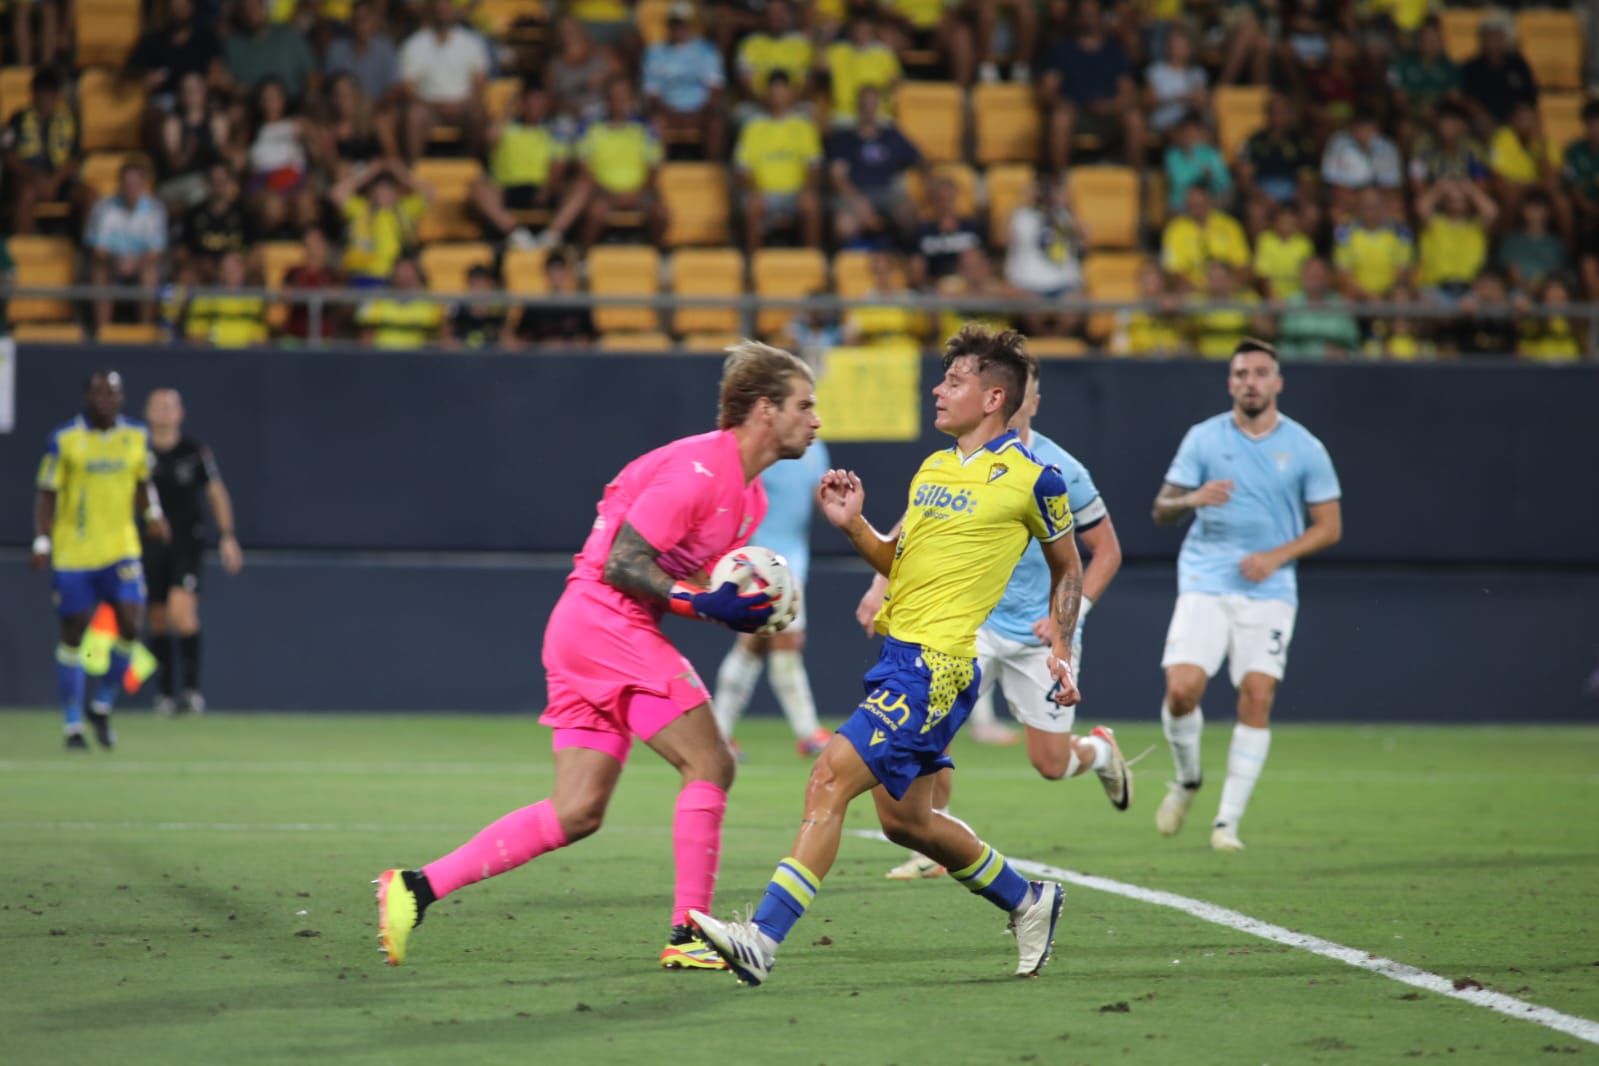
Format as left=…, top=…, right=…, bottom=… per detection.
left=710, top=546, right=799, bottom=635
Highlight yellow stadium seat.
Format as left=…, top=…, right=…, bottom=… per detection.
left=99, top=323, right=164, bottom=344
left=894, top=82, right=964, bottom=164
left=752, top=247, right=827, bottom=336
left=504, top=248, right=550, bottom=294
left=660, top=162, right=732, bottom=246
left=487, top=77, right=522, bottom=119
left=681, top=332, right=744, bottom=351
left=833, top=250, right=908, bottom=298
left=414, top=159, right=485, bottom=241
left=599, top=331, right=674, bottom=351
left=1, top=67, right=33, bottom=124
left=1083, top=251, right=1147, bottom=340
left=1440, top=9, right=1484, bottom=64
left=588, top=245, right=662, bottom=333
left=972, top=84, right=1040, bottom=165
left=80, top=68, right=145, bottom=152
left=986, top=163, right=1035, bottom=247
left=478, top=0, right=545, bottom=35
left=420, top=242, right=496, bottom=294
left=8, top=236, right=76, bottom=324
left=903, top=162, right=977, bottom=219
left=1541, top=93, right=1585, bottom=158
left=1517, top=10, right=1584, bottom=91
left=637, top=0, right=677, bottom=46
left=260, top=241, right=306, bottom=289
left=75, top=0, right=142, bottom=68
left=1067, top=166, right=1139, bottom=250
left=1029, top=336, right=1087, bottom=359
left=670, top=247, right=745, bottom=335
left=1214, top=85, right=1269, bottom=161
left=81, top=151, right=151, bottom=201
left=12, top=322, right=85, bottom=343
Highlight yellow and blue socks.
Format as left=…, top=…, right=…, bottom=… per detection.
left=752, top=857, right=820, bottom=945
left=55, top=643, right=85, bottom=732
left=94, top=639, right=136, bottom=708
left=951, top=842, right=1032, bottom=913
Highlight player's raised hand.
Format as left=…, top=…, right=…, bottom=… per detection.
left=1187, top=480, right=1234, bottom=508
left=1047, top=654, right=1080, bottom=707
left=816, top=469, right=865, bottom=529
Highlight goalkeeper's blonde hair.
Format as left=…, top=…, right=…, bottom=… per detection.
left=718, top=340, right=814, bottom=430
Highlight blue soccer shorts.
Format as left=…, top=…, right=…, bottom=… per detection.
left=52, top=559, right=147, bottom=617
left=838, top=636, right=981, bottom=800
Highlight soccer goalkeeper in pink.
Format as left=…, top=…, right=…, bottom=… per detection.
left=376, top=342, right=820, bottom=971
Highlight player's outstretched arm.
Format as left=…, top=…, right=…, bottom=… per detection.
left=818, top=470, right=896, bottom=577
left=854, top=515, right=905, bottom=634
left=1041, top=533, right=1084, bottom=706
left=1239, top=499, right=1343, bottom=583
left=1152, top=479, right=1232, bottom=527
left=30, top=489, right=55, bottom=571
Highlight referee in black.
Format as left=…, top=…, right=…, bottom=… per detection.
left=142, top=388, right=244, bottom=714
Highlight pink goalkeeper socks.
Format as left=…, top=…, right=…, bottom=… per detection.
left=422, top=799, right=569, bottom=899
left=671, top=780, right=728, bottom=926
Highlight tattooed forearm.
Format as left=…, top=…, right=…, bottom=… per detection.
left=1051, top=570, right=1083, bottom=646
left=602, top=522, right=676, bottom=603
left=1040, top=532, right=1084, bottom=652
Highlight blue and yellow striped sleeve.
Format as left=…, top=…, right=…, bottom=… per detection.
left=1025, top=464, right=1073, bottom=544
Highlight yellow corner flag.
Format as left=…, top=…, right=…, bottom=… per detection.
left=80, top=604, right=158, bottom=693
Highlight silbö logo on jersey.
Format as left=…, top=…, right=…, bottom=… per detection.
left=85, top=458, right=128, bottom=474
left=913, top=482, right=978, bottom=518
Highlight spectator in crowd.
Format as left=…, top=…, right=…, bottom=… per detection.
left=1449, top=268, right=1517, bottom=356
left=153, top=71, right=233, bottom=211
left=1517, top=277, right=1581, bottom=362
left=1388, top=17, right=1462, bottom=137
left=280, top=226, right=346, bottom=340
left=1275, top=256, right=1361, bottom=360
left=246, top=77, right=318, bottom=239
left=1564, top=101, right=1599, bottom=300
left=1112, top=260, right=1183, bottom=357
left=179, top=163, right=252, bottom=280
left=826, top=85, right=923, bottom=249
left=508, top=249, right=597, bottom=348
left=844, top=251, right=923, bottom=348
left=567, top=0, right=631, bottom=49
left=1363, top=283, right=1434, bottom=361
left=357, top=255, right=443, bottom=348
left=329, top=158, right=430, bottom=284
left=1303, top=30, right=1364, bottom=140
left=10, top=0, right=63, bottom=67
left=1416, top=178, right=1496, bottom=306
left=1498, top=192, right=1567, bottom=296
left=399, top=0, right=490, bottom=160
left=877, top=0, right=975, bottom=88
left=1461, top=14, right=1537, bottom=131
left=644, top=3, right=728, bottom=161
left=1489, top=99, right=1561, bottom=229
left=1237, top=94, right=1316, bottom=216
left=788, top=290, right=844, bottom=360
left=976, top=0, right=1037, bottom=84
left=1042, top=0, right=1145, bottom=172
left=1334, top=187, right=1414, bottom=302
left=316, top=72, right=390, bottom=182
left=1164, top=111, right=1231, bottom=213
left=85, top=162, right=168, bottom=328
left=3, top=68, right=82, bottom=236
left=473, top=83, right=568, bottom=250
left=936, top=245, right=1016, bottom=342
left=1145, top=28, right=1208, bottom=140
left=735, top=71, right=823, bottom=257
left=548, top=77, right=666, bottom=247
left=1003, top=174, right=1084, bottom=337
left=128, top=0, right=224, bottom=125
left=183, top=249, right=268, bottom=348
left=911, top=176, right=985, bottom=288
left=1215, top=0, right=1272, bottom=87
left=1407, top=102, right=1487, bottom=197
left=736, top=0, right=814, bottom=119
left=324, top=0, right=402, bottom=109
left=1160, top=182, right=1250, bottom=291
left=545, top=16, right=618, bottom=134
left=224, top=0, right=318, bottom=106
left=824, top=16, right=903, bottom=126
left=1253, top=203, right=1315, bottom=300
left=1186, top=259, right=1266, bottom=359
left=449, top=264, right=509, bottom=348
left=1321, top=110, right=1403, bottom=217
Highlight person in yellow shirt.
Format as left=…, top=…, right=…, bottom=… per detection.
left=1489, top=100, right=1568, bottom=236
left=328, top=158, right=432, bottom=284
left=824, top=16, right=903, bottom=124
left=736, top=0, right=814, bottom=116
left=31, top=369, right=171, bottom=751
left=473, top=82, right=569, bottom=249
left=1517, top=277, right=1584, bottom=362
left=1362, top=284, right=1436, bottom=361
left=1253, top=204, right=1314, bottom=300
left=736, top=71, right=823, bottom=257
left=1160, top=184, right=1250, bottom=290
left=1112, top=260, right=1185, bottom=356
left=1186, top=260, right=1267, bottom=359
left=1333, top=187, right=1414, bottom=301
left=844, top=251, right=926, bottom=348
left=184, top=251, right=269, bottom=348
left=1416, top=177, right=1496, bottom=302
left=358, top=256, right=445, bottom=348
left=544, top=76, right=666, bottom=246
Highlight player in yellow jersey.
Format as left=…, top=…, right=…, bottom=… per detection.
left=30, top=370, right=169, bottom=751
left=692, top=326, right=1129, bottom=986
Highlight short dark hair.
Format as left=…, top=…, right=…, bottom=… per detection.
left=767, top=70, right=791, bottom=91
left=943, top=324, right=1034, bottom=420
left=84, top=368, right=122, bottom=391
left=1232, top=338, right=1279, bottom=363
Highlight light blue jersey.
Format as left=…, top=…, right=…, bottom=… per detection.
left=753, top=438, right=830, bottom=584
left=1165, top=412, right=1341, bottom=606
left=982, top=430, right=1105, bottom=646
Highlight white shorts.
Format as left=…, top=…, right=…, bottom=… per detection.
left=975, top=627, right=1081, bottom=734
left=1161, top=592, right=1296, bottom=687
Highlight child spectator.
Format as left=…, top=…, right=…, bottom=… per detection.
left=1164, top=111, right=1231, bottom=213
left=1333, top=187, right=1414, bottom=301
left=1254, top=204, right=1314, bottom=300
left=449, top=265, right=509, bottom=348
left=1416, top=178, right=1496, bottom=305
left=1160, top=183, right=1250, bottom=291
left=329, top=158, right=431, bottom=285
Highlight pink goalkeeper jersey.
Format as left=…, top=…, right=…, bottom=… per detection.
left=566, top=429, right=769, bottom=627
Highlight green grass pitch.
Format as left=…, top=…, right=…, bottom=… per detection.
left=1, top=710, right=1596, bottom=1064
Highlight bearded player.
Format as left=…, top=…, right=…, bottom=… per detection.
left=375, top=342, right=819, bottom=971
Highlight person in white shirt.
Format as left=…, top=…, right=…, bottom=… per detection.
left=1144, top=29, right=1208, bottom=138
left=1005, top=176, right=1085, bottom=338
left=399, top=0, right=489, bottom=160
left=85, top=162, right=168, bottom=328
left=1320, top=111, right=1403, bottom=218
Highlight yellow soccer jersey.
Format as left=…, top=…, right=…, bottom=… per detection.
left=877, top=430, right=1072, bottom=658
left=36, top=416, right=150, bottom=571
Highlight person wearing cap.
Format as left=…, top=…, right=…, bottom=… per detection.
left=643, top=2, right=727, bottom=160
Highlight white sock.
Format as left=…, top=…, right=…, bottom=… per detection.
left=767, top=649, right=820, bottom=738
left=1083, top=734, right=1111, bottom=773
left=1215, top=724, right=1271, bottom=829
left=1162, top=703, right=1204, bottom=786
left=712, top=645, right=762, bottom=739
left=968, top=689, right=998, bottom=727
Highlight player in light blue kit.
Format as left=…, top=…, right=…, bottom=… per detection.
left=713, top=436, right=833, bottom=756
left=1151, top=340, right=1342, bottom=852
left=859, top=364, right=1130, bottom=879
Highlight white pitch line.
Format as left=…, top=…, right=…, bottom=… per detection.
left=850, top=829, right=1599, bottom=1047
